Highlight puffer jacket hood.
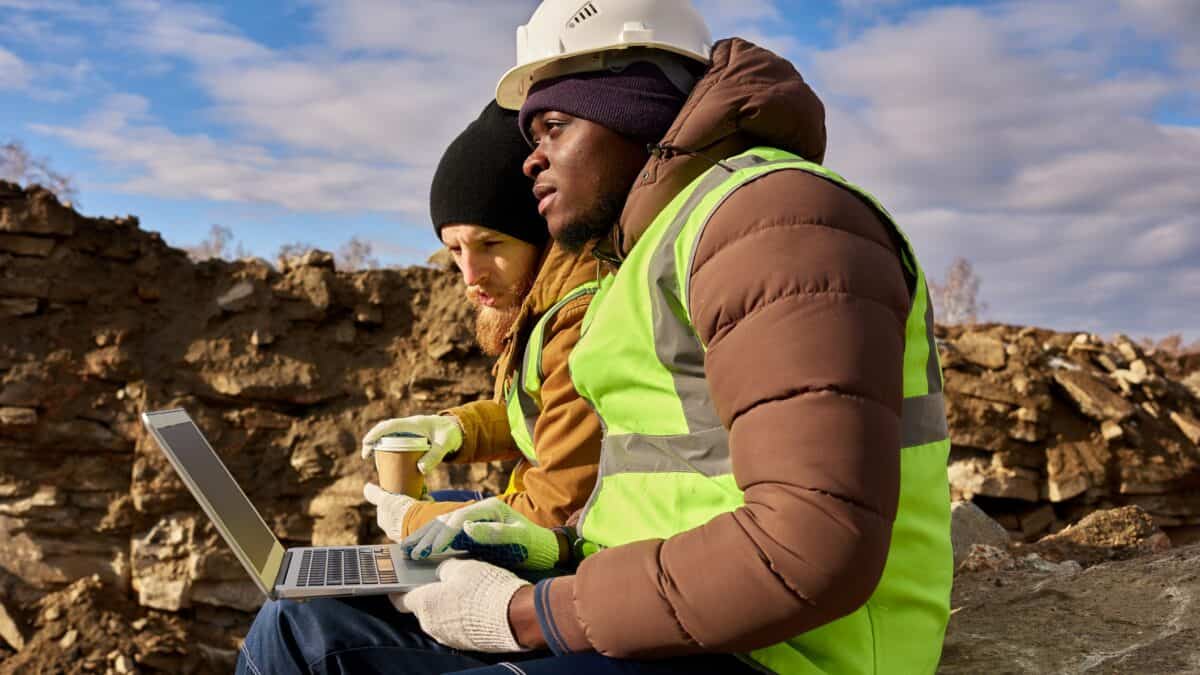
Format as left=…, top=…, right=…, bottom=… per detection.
left=616, top=38, right=827, bottom=255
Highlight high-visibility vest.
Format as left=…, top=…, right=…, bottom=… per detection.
left=502, top=281, right=600, bottom=493
left=568, top=147, right=953, bottom=674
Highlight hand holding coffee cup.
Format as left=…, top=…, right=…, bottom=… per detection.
left=374, top=432, right=431, bottom=498
left=360, top=415, right=464, bottom=474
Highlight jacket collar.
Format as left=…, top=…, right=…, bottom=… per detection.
left=614, top=37, right=828, bottom=257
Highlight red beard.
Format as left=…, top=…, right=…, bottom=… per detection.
left=469, top=275, right=535, bottom=357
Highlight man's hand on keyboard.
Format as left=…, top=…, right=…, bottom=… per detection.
left=401, top=498, right=560, bottom=570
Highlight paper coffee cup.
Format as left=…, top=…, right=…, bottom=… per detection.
left=374, top=433, right=430, bottom=498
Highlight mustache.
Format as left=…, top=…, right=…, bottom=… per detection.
left=465, top=285, right=500, bottom=305
left=466, top=275, right=535, bottom=306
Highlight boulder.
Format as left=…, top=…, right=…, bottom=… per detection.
left=1052, top=370, right=1135, bottom=421
left=950, top=501, right=1010, bottom=567
left=948, top=453, right=1041, bottom=502
left=1024, top=505, right=1170, bottom=567
left=955, top=332, right=1007, bottom=369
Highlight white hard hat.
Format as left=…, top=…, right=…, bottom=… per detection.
left=495, top=0, right=713, bottom=110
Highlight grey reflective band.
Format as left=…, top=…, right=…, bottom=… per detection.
left=922, top=286, right=942, bottom=394
left=505, top=355, right=541, bottom=465
left=531, top=284, right=598, bottom=384
left=597, top=426, right=733, bottom=478
left=682, top=155, right=794, bottom=315
left=597, top=391, right=949, bottom=479
left=643, top=155, right=801, bottom=437
left=644, top=164, right=735, bottom=435
left=515, top=381, right=539, bottom=457
left=508, top=282, right=599, bottom=466
left=901, top=392, right=949, bottom=448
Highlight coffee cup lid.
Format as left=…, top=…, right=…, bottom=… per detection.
left=376, top=433, right=431, bottom=451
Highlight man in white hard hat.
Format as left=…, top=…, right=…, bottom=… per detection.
left=236, top=1, right=953, bottom=672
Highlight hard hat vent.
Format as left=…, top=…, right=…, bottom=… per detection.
left=566, top=2, right=600, bottom=30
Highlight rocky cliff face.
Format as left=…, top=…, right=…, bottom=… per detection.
left=1, top=183, right=1199, bottom=672
left=0, top=182, right=499, bottom=672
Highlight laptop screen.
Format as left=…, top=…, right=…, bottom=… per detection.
left=156, top=420, right=275, bottom=570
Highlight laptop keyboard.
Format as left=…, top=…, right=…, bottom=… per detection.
left=296, top=547, right=398, bottom=587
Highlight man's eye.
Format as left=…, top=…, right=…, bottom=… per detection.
left=448, top=247, right=461, bottom=255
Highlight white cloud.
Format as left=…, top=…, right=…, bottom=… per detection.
left=697, top=0, right=783, bottom=25
left=34, top=94, right=428, bottom=214
left=836, top=0, right=906, bottom=14
left=0, top=0, right=107, bottom=22
left=312, top=0, right=535, bottom=63
left=808, top=1, right=1200, bottom=337
left=12, top=0, right=1199, bottom=338
left=118, top=0, right=272, bottom=66
left=17, top=0, right=537, bottom=222
left=1173, top=268, right=1200, bottom=299
left=27, top=0, right=542, bottom=215
left=1119, top=0, right=1200, bottom=40
left=1128, top=221, right=1200, bottom=266
left=697, top=0, right=806, bottom=59
left=0, top=47, right=31, bottom=90
left=199, top=58, right=497, bottom=164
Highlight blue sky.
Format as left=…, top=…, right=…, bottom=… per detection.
left=2, top=0, right=1198, bottom=339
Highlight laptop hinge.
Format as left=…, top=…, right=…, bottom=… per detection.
left=274, top=550, right=293, bottom=591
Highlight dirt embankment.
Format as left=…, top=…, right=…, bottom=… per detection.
left=0, top=182, right=497, bottom=672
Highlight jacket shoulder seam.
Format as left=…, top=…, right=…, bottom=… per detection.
left=708, top=287, right=903, bottom=348
left=732, top=386, right=900, bottom=450
left=694, top=204, right=901, bottom=281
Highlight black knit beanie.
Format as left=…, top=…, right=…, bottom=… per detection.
left=430, top=101, right=546, bottom=245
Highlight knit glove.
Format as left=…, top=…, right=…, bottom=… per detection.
left=402, top=497, right=560, bottom=570
left=396, top=559, right=530, bottom=653
left=362, top=482, right=418, bottom=542
left=360, top=415, right=463, bottom=474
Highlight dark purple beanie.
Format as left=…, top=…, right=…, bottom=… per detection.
left=518, top=62, right=689, bottom=146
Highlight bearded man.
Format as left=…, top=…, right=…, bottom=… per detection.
left=359, top=100, right=602, bottom=551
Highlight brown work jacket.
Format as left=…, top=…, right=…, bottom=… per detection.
left=538, top=38, right=918, bottom=657
left=401, top=242, right=602, bottom=534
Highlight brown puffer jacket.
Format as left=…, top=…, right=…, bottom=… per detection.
left=539, top=38, right=917, bottom=657
left=401, top=242, right=603, bottom=534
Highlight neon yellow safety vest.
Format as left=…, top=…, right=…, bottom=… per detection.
left=502, top=281, right=600, bottom=493
left=568, top=147, right=952, bottom=674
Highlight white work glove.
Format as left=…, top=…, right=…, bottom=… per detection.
left=395, top=558, right=530, bottom=653
left=360, top=415, right=463, bottom=474
left=362, top=482, right=418, bottom=542
left=402, top=497, right=560, bottom=570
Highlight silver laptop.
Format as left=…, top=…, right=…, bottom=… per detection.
left=141, top=408, right=441, bottom=600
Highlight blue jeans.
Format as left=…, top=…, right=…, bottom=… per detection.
left=236, top=595, right=759, bottom=674
left=429, top=489, right=489, bottom=502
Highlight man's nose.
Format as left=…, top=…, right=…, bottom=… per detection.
left=523, top=146, right=548, bottom=180
left=458, top=250, right=488, bottom=287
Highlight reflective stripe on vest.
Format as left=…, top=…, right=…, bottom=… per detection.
left=504, top=281, right=600, bottom=466
left=569, top=147, right=952, bottom=674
